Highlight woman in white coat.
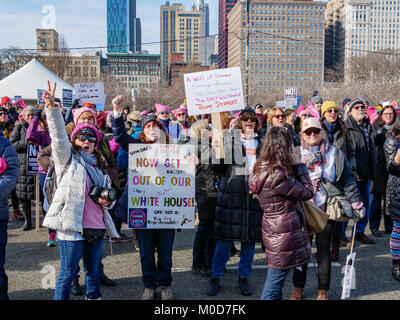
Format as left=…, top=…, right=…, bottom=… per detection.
left=42, top=82, right=119, bottom=300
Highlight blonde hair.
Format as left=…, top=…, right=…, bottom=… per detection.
left=267, top=106, right=285, bottom=125
left=189, top=119, right=209, bottom=141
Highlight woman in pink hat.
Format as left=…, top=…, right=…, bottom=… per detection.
left=41, top=81, right=119, bottom=300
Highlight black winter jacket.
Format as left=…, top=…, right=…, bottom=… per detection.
left=384, top=135, right=400, bottom=222
left=344, top=116, right=377, bottom=182
left=212, top=130, right=263, bottom=242
left=10, top=121, right=35, bottom=200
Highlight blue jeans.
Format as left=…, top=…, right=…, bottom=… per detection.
left=261, top=267, right=290, bottom=300
left=136, top=229, right=175, bottom=288
left=0, top=220, right=8, bottom=301
left=211, top=240, right=255, bottom=279
left=54, top=239, right=103, bottom=300
left=342, top=180, right=370, bottom=237
left=192, top=218, right=215, bottom=268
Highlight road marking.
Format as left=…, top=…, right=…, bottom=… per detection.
left=173, top=263, right=341, bottom=273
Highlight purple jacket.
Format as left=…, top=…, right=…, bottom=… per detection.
left=249, top=163, right=314, bottom=270
left=26, top=116, right=51, bottom=174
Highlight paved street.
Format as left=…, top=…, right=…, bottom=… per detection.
left=4, top=213, right=400, bottom=300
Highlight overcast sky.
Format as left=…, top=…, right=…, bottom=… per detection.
left=0, top=0, right=218, bottom=55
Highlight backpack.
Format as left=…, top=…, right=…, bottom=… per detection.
left=44, top=155, right=72, bottom=205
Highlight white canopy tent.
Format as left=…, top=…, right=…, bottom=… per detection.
left=0, top=58, right=73, bottom=102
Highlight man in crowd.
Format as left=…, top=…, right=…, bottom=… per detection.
left=1, top=97, right=19, bottom=125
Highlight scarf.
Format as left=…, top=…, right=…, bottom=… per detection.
left=78, top=149, right=105, bottom=189
left=301, top=138, right=330, bottom=194
left=323, top=120, right=338, bottom=145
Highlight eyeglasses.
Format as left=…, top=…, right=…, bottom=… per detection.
left=177, top=113, right=186, bottom=117
left=274, top=114, right=286, bottom=119
left=76, top=135, right=96, bottom=143
left=304, top=128, right=321, bottom=136
left=242, top=116, right=257, bottom=122
left=353, top=105, right=365, bottom=110
left=326, top=109, right=338, bottom=114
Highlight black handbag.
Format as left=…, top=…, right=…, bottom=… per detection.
left=82, top=228, right=106, bottom=245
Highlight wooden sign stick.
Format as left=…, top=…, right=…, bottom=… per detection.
left=211, top=112, right=227, bottom=159
left=35, top=175, right=40, bottom=232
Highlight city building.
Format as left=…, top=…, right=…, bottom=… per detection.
left=168, top=52, right=217, bottom=85
left=325, top=0, right=400, bottom=83
left=228, top=0, right=326, bottom=94
left=193, top=0, right=215, bottom=66
left=36, top=29, right=59, bottom=51
left=160, top=2, right=202, bottom=80
left=107, top=52, right=160, bottom=88
left=107, top=0, right=141, bottom=53
left=218, top=0, right=238, bottom=69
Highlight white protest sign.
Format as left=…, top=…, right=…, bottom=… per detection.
left=74, top=82, right=105, bottom=105
left=184, top=67, right=245, bottom=116
left=341, top=252, right=356, bottom=299
left=37, top=89, right=46, bottom=105
left=284, top=87, right=297, bottom=108
left=128, top=144, right=196, bottom=229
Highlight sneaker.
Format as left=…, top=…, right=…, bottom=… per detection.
left=160, top=286, right=174, bottom=300
left=141, top=288, right=156, bottom=300
left=47, top=232, right=57, bottom=247
left=354, top=233, right=375, bottom=244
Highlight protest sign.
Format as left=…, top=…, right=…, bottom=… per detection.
left=37, top=89, right=46, bottom=105
left=184, top=67, right=245, bottom=116
left=128, top=144, right=196, bottom=229
left=131, top=87, right=136, bottom=105
left=74, top=82, right=105, bottom=105
left=284, top=87, right=297, bottom=108
left=13, top=99, right=26, bottom=110
left=62, top=89, right=73, bottom=108
left=14, top=96, right=22, bottom=102
left=27, top=143, right=39, bottom=175
left=341, top=252, right=356, bottom=299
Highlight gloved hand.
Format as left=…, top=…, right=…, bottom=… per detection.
left=353, top=207, right=365, bottom=221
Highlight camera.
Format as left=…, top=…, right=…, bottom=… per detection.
left=89, top=186, right=117, bottom=204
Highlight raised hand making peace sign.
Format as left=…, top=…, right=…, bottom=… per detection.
left=42, top=81, right=57, bottom=108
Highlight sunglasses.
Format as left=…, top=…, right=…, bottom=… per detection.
left=326, top=109, right=338, bottom=114
left=177, top=113, right=186, bottom=117
left=353, top=105, right=365, bottom=110
left=304, top=128, right=321, bottom=136
left=301, top=114, right=312, bottom=118
left=0, top=112, right=7, bottom=116
left=76, top=135, right=96, bottom=143
left=242, top=116, right=257, bottom=122
left=274, top=114, right=286, bottom=119
left=160, top=112, right=169, bottom=115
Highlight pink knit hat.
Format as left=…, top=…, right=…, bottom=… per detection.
left=297, top=105, right=306, bottom=117
left=155, top=104, right=170, bottom=114
left=172, top=108, right=187, bottom=117
left=70, top=123, right=102, bottom=147
left=140, top=110, right=150, bottom=116
left=72, top=107, right=97, bottom=125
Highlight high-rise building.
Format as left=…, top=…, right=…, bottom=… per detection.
left=193, top=0, right=215, bottom=66
left=218, top=0, right=238, bottom=69
left=160, top=2, right=202, bottom=80
left=228, top=0, right=326, bottom=94
left=36, top=29, right=59, bottom=51
left=325, top=0, right=400, bottom=83
left=107, top=0, right=141, bottom=53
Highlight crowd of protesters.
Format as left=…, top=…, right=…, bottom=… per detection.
left=0, top=83, right=399, bottom=301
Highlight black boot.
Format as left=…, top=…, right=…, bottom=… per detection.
left=392, top=260, right=400, bottom=282
left=71, top=279, right=83, bottom=296
left=238, top=277, right=252, bottom=296
left=100, top=273, right=116, bottom=287
left=206, top=278, right=220, bottom=296
left=21, top=204, right=32, bottom=231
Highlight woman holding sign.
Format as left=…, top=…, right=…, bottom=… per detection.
left=207, top=107, right=263, bottom=297
left=41, top=82, right=119, bottom=300
left=110, top=96, right=176, bottom=301
left=10, top=106, right=36, bottom=231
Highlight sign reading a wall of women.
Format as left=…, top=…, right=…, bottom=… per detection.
left=184, top=67, right=245, bottom=116
left=128, top=144, right=196, bottom=229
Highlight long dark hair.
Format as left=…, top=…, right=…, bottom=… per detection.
left=387, top=112, right=400, bottom=139
left=252, top=126, right=294, bottom=177
left=71, top=142, right=108, bottom=175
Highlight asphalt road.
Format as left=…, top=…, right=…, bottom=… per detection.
left=4, top=213, right=400, bottom=301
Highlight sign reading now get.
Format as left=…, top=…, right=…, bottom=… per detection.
left=184, top=67, right=245, bottom=116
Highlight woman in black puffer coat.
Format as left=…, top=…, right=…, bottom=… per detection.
left=384, top=115, right=400, bottom=282
left=206, top=107, right=263, bottom=298
left=10, top=107, right=36, bottom=230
